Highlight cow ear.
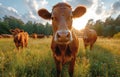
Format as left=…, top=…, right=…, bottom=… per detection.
left=10, top=29, right=14, bottom=33
left=38, top=8, right=51, bottom=20
left=72, top=6, right=86, bottom=18
left=10, top=29, right=15, bottom=34
left=20, top=30, right=24, bottom=32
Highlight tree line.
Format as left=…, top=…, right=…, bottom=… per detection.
left=86, top=15, right=120, bottom=37
left=0, top=16, right=52, bottom=35
left=0, top=15, right=120, bottom=37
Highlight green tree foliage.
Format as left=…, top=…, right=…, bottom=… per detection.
left=0, top=21, right=10, bottom=34
left=86, top=15, right=120, bottom=37
left=0, top=16, right=53, bottom=35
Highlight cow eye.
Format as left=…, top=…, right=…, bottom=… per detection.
left=51, top=17, right=57, bottom=21
left=51, top=17, right=56, bottom=20
left=51, top=17, right=54, bottom=20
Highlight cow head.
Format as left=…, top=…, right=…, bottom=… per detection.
left=10, top=28, right=24, bottom=36
left=38, top=2, right=86, bottom=44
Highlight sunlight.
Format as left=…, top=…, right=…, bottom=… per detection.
left=72, top=8, right=101, bottom=30
left=72, top=9, right=90, bottom=30
left=73, top=16, right=88, bottom=30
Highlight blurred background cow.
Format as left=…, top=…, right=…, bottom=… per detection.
left=10, top=28, right=29, bottom=50
left=83, top=27, right=97, bottom=50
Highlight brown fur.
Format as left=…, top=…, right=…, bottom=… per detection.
left=31, top=33, right=37, bottom=39
left=37, top=34, right=45, bottom=38
left=0, top=35, right=3, bottom=38
left=83, top=28, right=97, bottom=50
left=1, top=34, right=13, bottom=38
left=38, top=2, right=86, bottom=77
left=10, top=28, right=29, bottom=50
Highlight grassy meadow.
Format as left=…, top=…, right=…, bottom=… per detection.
left=0, top=37, right=120, bottom=77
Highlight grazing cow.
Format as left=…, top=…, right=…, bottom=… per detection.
left=1, top=34, right=13, bottom=38
left=83, top=27, right=97, bottom=50
left=37, top=34, right=45, bottom=38
left=38, top=2, right=86, bottom=77
left=31, top=33, right=38, bottom=39
left=10, top=28, right=29, bottom=50
left=0, top=35, right=3, bottom=38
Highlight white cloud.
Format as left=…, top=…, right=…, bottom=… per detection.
left=0, top=0, right=49, bottom=23
left=63, top=0, right=108, bottom=20
left=23, top=0, right=48, bottom=23
left=0, top=0, right=119, bottom=26
left=8, top=7, right=18, bottom=14
left=95, top=1, right=106, bottom=15
left=0, top=3, right=20, bottom=19
left=63, top=0, right=97, bottom=8
left=111, top=0, right=120, bottom=17
left=112, top=0, right=120, bottom=12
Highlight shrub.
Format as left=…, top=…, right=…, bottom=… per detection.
left=113, top=32, right=120, bottom=39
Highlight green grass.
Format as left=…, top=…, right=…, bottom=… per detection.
left=0, top=38, right=120, bottom=77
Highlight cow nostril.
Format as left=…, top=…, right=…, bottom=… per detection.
left=66, top=32, right=70, bottom=38
left=57, top=31, right=71, bottom=38
left=57, top=33, right=61, bottom=38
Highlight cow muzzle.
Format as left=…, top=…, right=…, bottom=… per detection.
left=54, top=30, right=73, bottom=44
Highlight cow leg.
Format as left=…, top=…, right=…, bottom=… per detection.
left=84, top=43, right=87, bottom=50
left=25, top=39, right=28, bottom=47
left=25, top=42, right=27, bottom=47
left=15, top=43, right=19, bottom=50
left=21, top=43, right=24, bottom=49
left=90, top=44, right=93, bottom=50
left=68, top=57, right=76, bottom=77
left=55, top=60, right=62, bottom=77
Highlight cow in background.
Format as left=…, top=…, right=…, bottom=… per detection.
left=38, top=2, right=86, bottom=77
left=83, top=27, right=97, bottom=50
left=0, top=35, right=3, bottom=38
left=1, top=34, right=13, bottom=38
left=10, top=28, right=29, bottom=50
left=30, top=33, right=38, bottom=39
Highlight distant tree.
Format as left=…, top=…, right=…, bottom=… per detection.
left=104, top=16, right=115, bottom=26
left=44, top=22, right=53, bottom=35
left=3, top=15, right=24, bottom=29
left=114, top=15, right=120, bottom=26
left=0, top=21, right=10, bottom=34
left=93, top=20, right=104, bottom=36
left=85, top=19, right=94, bottom=28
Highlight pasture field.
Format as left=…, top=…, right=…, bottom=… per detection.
left=0, top=37, right=120, bottom=77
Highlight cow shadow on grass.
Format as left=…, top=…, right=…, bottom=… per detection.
left=77, top=44, right=120, bottom=77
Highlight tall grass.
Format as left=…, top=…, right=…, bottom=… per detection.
left=0, top=38, right=120, bottom=77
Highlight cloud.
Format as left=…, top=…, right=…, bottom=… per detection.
left=63, top=0, right=97, bottom=8
left=0, top=3, right=20, bottom=19
left=23, top=0, right=48, bottom=23
left=63, top=0, right=106, bottom=15
left=95, top=1, right=106, bottom=15
left=111, top=0, right=120, bottom=14
left=0, top=0, right=49, bottom=23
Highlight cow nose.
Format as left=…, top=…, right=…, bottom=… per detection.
left=57, top=30, right=70, bottom=38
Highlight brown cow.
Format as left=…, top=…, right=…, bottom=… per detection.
left=0, top=35, right=3, bottom=38
left=31, top=33, right=38, bottom=39
left=10, top=28, right=29, bottom=50
left=1, top=34, right=13, bottom=38
left=83, top=27, right=97, bottom=50
left=37, top=34, right=45, bottom=38
left=38, top=2, right=86, bottom=77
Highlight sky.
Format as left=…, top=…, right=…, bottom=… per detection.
left=0, top=0, right=120, bottom=30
